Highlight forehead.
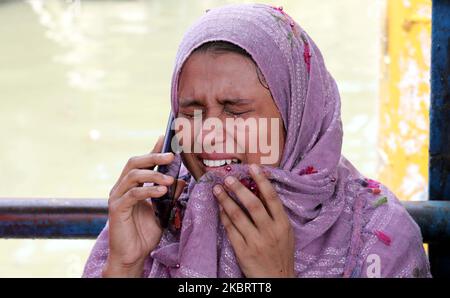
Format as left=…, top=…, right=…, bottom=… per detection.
left=178, top=51, right=260, bottom=95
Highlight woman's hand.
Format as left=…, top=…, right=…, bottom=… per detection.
left=103, top=136, right=186, bottom=277
left=212, top=164, right=296, bottom=278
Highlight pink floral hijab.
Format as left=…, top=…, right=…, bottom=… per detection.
left=83, top=3, right=431, bottom=278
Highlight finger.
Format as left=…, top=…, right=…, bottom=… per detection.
left=112, top=136, right=165, bottom=192
left=223, top=175, right=272, bottom=230
left=113, top=169, right=175, bottom=199
left=110, top=152, right=175, bottom=196
left=213, top=184, right=257, bottom=237
left=112, top=185, right=168, bottom=212
left=249, top=164, right=285, bottom=220
left=174, top=179, right=187, bottom=200
left=122, top=152, right=175, bottom=179
left=219, top=205, right=247, bottom=248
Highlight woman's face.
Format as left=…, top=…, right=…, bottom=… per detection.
left=177, top=50, right=285, bottom=180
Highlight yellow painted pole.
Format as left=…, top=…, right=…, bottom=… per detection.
left=378, top=0, right=431, bottom=201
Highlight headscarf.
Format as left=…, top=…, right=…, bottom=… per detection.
left=83, top=3, right=431, bottom=278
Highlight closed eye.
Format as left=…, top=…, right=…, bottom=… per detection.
left=224, top=109, right=251, bottom=116
left=223, top=100, right=253, bottom=117
left=179, top=111, right=201, bottom=119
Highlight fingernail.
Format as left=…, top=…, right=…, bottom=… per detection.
left=157, top=186, right=166, bottom=192
left=213, top=185, right=222, bottom=195
left=225, top=176, right=236, bottom=186
left=164, top=175, right=173, bottom=181
left=162, top=152, right=172, bottom=157
left=250, top=164, right=260, bottom=175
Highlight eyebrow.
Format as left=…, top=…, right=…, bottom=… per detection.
left=179, top=98, right=204, bottom=108
left=218, top=98, right=253, bottom=106
left=178, top=98, right=252, bottom=108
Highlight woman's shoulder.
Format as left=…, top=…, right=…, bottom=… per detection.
left=351, top=179, right=431, bottom=277
left=361, top=180, right=421, bottom=239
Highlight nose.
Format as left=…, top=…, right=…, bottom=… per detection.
left=195, top=114, right=226, bottom=153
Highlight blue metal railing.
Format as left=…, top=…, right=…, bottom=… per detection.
left=0, top=199, right=107, bottom=239
left=429, top=0, right=450, bottom=277
left=0, top=199, right=449, bottom=241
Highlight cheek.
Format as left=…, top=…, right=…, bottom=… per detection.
left=244, top=115, right=284, bottom=167
left=181, top=152, right=205, bottom=180
left=175, top=118, right=200, bottom=152
left=279, top=123, right=285, bottom=153
left=243, top=153, right=262, bottom=165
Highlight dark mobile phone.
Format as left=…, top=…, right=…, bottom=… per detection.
left=153, top=112, right=181, bottom=229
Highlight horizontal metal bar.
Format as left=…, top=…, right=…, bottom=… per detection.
left=0, top=199, right=449, bottom=241
left=0, top=199, right=107, bottom=239
left=402, top=201, right=450, bottom=243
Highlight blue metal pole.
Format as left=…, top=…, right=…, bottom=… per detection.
left=429, top=0, right=450, bottom=277
left=0, top=199, right=449, bottom=241
left=0, top=199, right=107, bottom=239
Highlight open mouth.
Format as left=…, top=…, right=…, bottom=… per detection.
left=201, top=158, right=242, bottom=168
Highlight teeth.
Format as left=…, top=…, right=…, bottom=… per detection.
left=202, top=159, right=240, bottom=167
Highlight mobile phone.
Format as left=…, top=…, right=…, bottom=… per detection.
left=153, top=112, right=181, bottom=229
